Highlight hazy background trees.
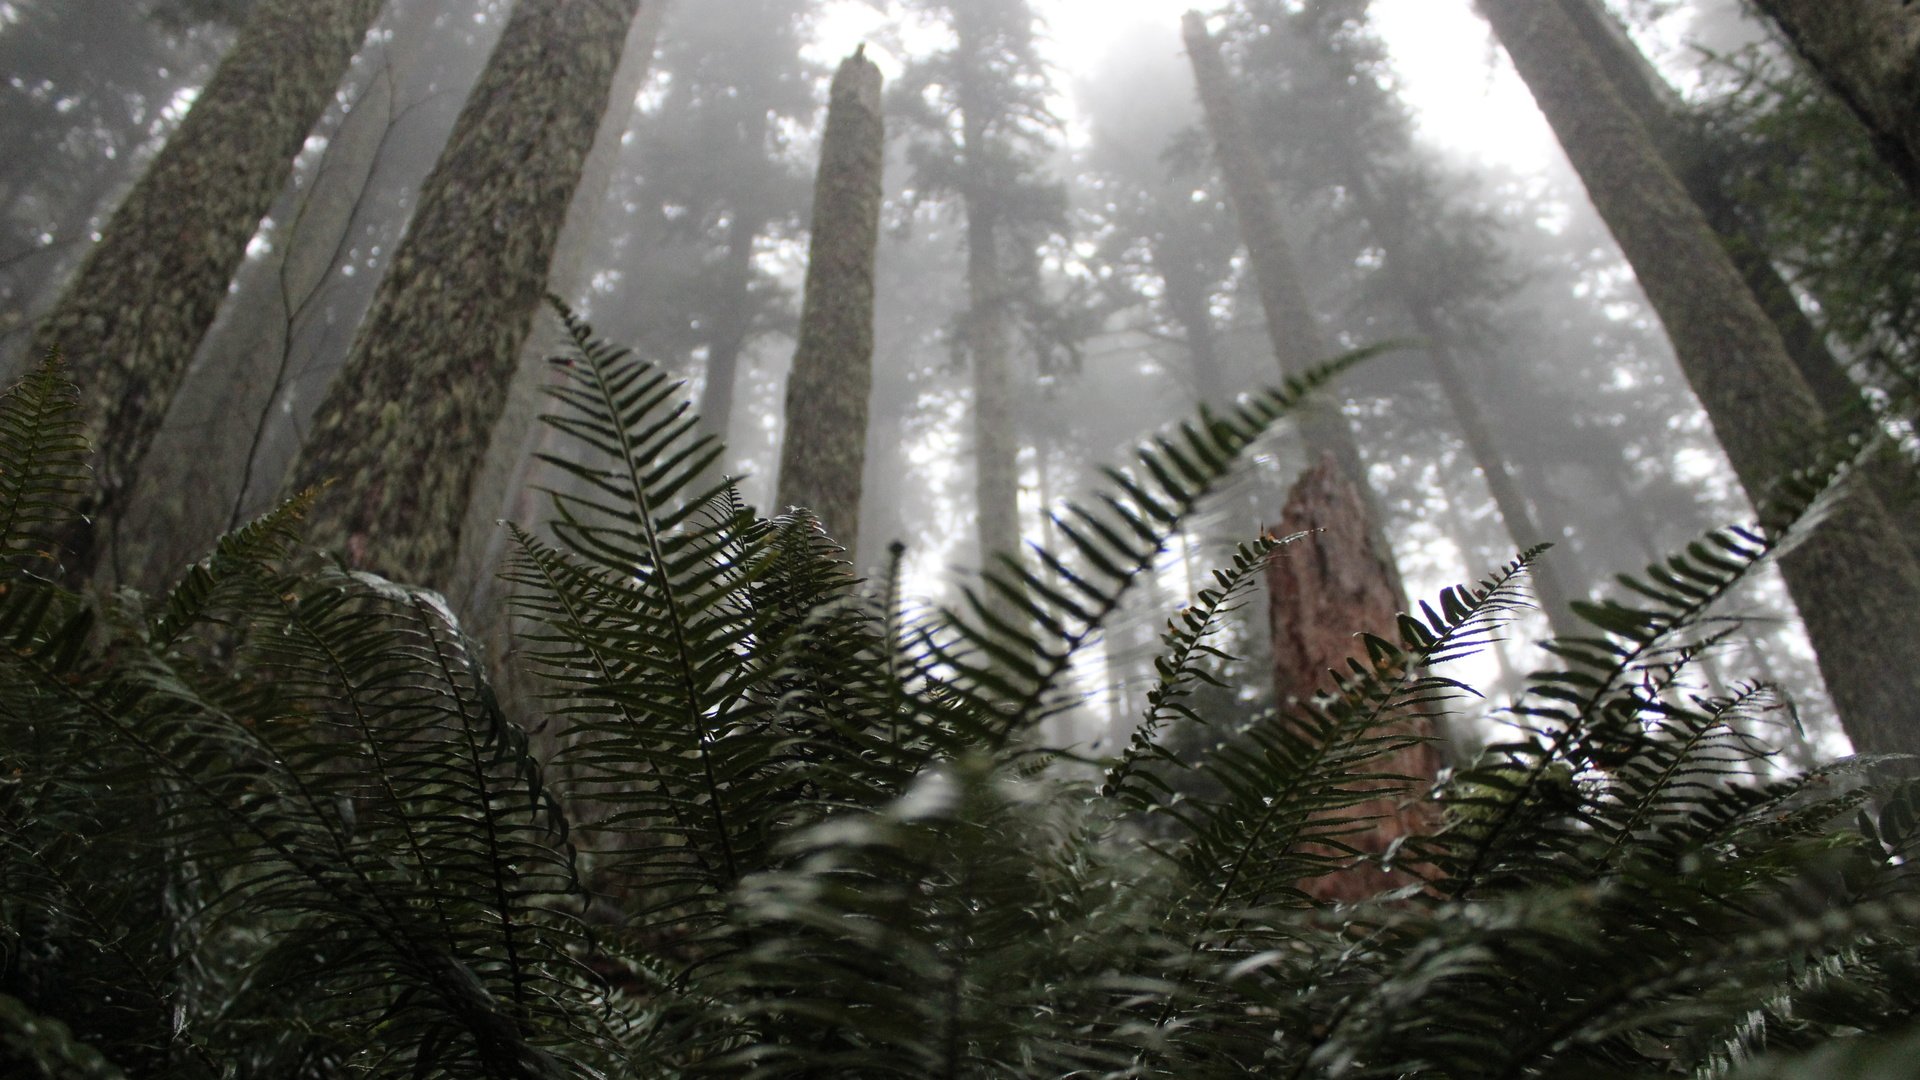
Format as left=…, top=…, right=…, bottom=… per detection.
left=10, top=0, right=1918, bottom=765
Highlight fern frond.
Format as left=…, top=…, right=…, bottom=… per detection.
left=0, top=350, right=88, bottom=572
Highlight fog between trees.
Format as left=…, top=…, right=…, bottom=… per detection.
left=7, top=0, right=1919, bottom=765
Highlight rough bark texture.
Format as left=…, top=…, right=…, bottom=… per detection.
left=1482, top=0, right=1920, bottom=760
left=1181, top=11, right=1363, bottom=484
left=1268, top=456, right=1444, bottom=904
left=775, top=51, right=885, bottom=545
left=453, top=0, right=670, bottom=611
left=285, top=0, right=644, bottom=589
left=1750, top=0, right=1920, bottom=199
left=30, top=0, right=388, bottom=579
left=1557, top=0, right=1919, bottom=566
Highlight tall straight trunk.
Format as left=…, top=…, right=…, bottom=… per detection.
left=1335, top=165, right=1586, bottom=638
left=1156, top=236, right=1227, bottom=410
left=1181, top=12, right=1368, bottom=488
left=1481, top=0, right=1920, bottom=760
left=1556, top=0, right=1920, bottom=565
left=697, top=211, right=763, bottom=443
left=31, top=0, right=388, bottom=579
left=1182, top=12, right=1408, bottom=612
left=1184, top=13, right=1438, bottom=891
left=1748, top=0, right=1920, bottom=200
left=775, top=50, right=885, bottom=545
left=954, top=52, right=1023, bottom=571
left=453, top=0, right=670, bottom=612
left=285, top=0, right=645, bottom=589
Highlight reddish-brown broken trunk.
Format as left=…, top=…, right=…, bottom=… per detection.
left=1268, top=455, right=1444, bottom=904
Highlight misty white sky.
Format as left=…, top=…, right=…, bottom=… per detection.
left=810, top=0, right=1563, bottom=173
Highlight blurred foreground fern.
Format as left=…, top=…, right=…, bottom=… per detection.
left=1, top=325, right=1915, bottom=1078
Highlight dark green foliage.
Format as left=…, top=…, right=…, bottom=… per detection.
left=0, top=330, right=1915, bottom=1076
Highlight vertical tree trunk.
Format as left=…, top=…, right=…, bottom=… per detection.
left=1480, top=0, right=1920, bottom=760
left=775, top=50, right=885, bottom=545
left=1156, top=239, right=1227, bottom=410
left=31, top=0, right=388, bottom=579
left=454, top=0, right=671, bottom=607
left=697, top=211, right=764, bottom=443
left=1181, top=11, right=1367, bottom=487
left=284, top=0, right=644, bottom=589
left=1187, top=11, right=1436, bottom=897
left=955, top=45, right=1024, bottom=570
left=1748, top=0, right=1920, bottom=200
left=1556, top=0, right=1919, bottom=564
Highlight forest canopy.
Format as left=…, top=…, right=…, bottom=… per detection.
left=1, top=0, right=1918, bottom=1075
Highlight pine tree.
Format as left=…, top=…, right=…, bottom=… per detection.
left=283, top=0, right=644, bottom=589
left=895, top=0, right=1063, bottom=568
left=1479, top=0, right=1920, bottom=760
left=775, top=49, right=886, bottom=545
left=1749, top=0, right=1920, bottom=200
left=28, top=0, right=388, bottom=579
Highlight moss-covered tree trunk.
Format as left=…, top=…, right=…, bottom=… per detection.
left=1556, top=0, right=1919, bottom=566
left=1749, top=0, right=1920, bottom=199
left=31, top=0, right=388, bottom=579
left=1481, top=0, right=1920, bottom=760
left=284, top=0, right=644, bottom=589
left=775, top=50, right=885, bottom=545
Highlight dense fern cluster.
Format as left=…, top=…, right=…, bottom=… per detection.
left=2, top=324, right=1917, bottom=1078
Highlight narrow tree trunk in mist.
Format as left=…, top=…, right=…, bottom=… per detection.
left=1556, top=0, right=1920, bottom=566
left=1481, top=0, right=1920, bottom=761
left=1183, top=10, right=1410, bottom=609
left=1187, top=11, right=1435, bottom=895
left=30, top=0, right=388, bottom=580
left=285, top=0, right=644, bottom=589
left=1157, top=241, right=1227, bottom=410
left=775, top=50, right=885, bottom=545
left=1749, top=0, right=1920, bottom=200
left=698, top=211, right=763, bottom=443
left=1268, top=457, right=1444, bottom=904
left=1338, top=170, right=1586, bottom=638
left=951, top=48, right=1024, bottom=573
left=1181, top=12, right=1368, bottom=487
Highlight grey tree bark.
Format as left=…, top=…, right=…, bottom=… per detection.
left=452, top=0, right=671, bottom=614
left=1182, top=11, right=1408, bottom=610
left=1748, top=0, right=1920, bottom=199
left=1481, top=0, right=1920, bottom=760
left=775, top=50, right=886, bottom=546
left=283, top=0, right=645, bottom=590
left=1556, top=0, right=1919, bottom=565
left=30, top=0, right=389, bottom=580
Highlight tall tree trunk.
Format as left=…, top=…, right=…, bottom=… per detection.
left=957, top=74, right=1022, bottom=570
left=1187, top=11, right=1436, bottom=895
left=1748, top=0, right=1920, bottom=200
left=775, top=50, right=885, bottom=545
left=697, top=210, right=764, bottom=444
left=1480, top=0, right=1920, bottom=760
left=1556, top=0, right=1920, bottom=565
left=31, top=0, right=388, bottom=580
left=284, top=0, right=645, bottom=589
left=1181, top=12, right=1368, bottom=489
left=1156, top=238, right=1227, bottom=410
